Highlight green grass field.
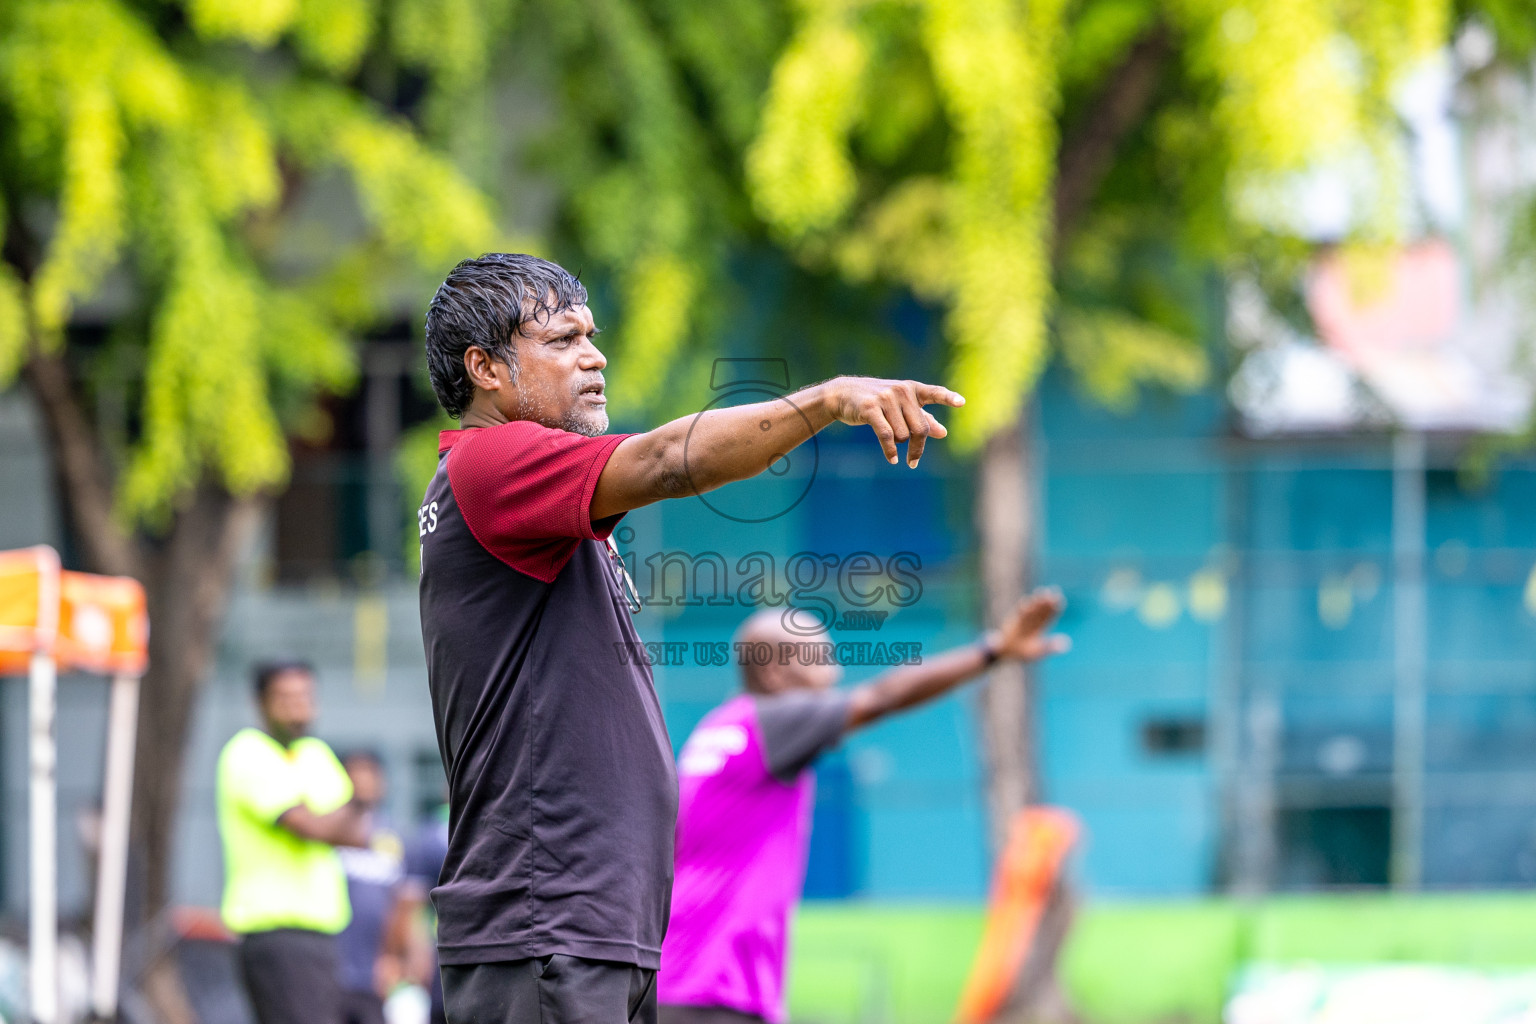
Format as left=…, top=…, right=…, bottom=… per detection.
left=787, top=894, right=1536, bottom=1024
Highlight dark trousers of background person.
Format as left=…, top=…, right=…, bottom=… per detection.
left=340, top=989, right=387, bottom=1024
left=658, top=1005, right=766, bottom=1024
left=239, top=928, right=342, bottom=1024
left=442, top=954, right=656, bottom=1024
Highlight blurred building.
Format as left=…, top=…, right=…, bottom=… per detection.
left=1039, top=371, right=1536, bottom=894
left=5, top=50, right=1536, bottom=920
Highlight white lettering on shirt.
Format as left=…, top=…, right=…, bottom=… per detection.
left=678, top=724, right=749, bottom=777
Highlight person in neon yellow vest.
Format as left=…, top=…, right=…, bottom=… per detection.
left=217, top=660, right=373, bottom=1024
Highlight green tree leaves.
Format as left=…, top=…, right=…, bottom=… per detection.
left=744, top=0, right=1452, bottom=447
left=0, top=0, right=497, bottom=522
left=748, top=13, right=870, bottom=236
left=747, top=0, right=1068, bottom=445
left=0, top=0, right=1462, bottom=522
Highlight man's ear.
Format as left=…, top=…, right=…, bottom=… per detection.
left=463, top=346, right=504, bottom=392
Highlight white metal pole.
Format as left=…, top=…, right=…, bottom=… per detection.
left=91, top=672, right=140, bottom=1021
left=1392, top=431, right=1428, bottom=889
left=29, top=651, right=58, bottom=1024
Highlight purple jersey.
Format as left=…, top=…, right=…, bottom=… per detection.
left=660, top=691, right=849, bottom=1023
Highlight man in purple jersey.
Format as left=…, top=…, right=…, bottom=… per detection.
left=416, top=253, right=966, bottom=1024
left=658, top=593, right=1070, bottom=1024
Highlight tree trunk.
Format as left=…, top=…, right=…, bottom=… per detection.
left=974, top=420, right=1076, bottom=1024
left=24, top=348, right=261, bottom=1024
left=975, top=423, right=1037, bottom=843
left=135, top=486, right=262, bottom=919
left=132, top=487, right=260, bottom=1024
left=973, top=17, right=1172, bottom=844
left=967, top=25, right=1174, bottom=1021
left=1051, top=26, right=1172, bottom=262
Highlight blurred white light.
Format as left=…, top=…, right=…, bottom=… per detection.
left=1455, top=21, right=1497, bottom=72
left=1318, top=734, right=1367, bottom=776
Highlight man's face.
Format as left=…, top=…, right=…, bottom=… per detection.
left=495, top=303, right=609, bottom=436
left=755, top=624, right=844, bottom=694
left=344, top=756, right=385, bottom=806
left=779, top=642, right=844, bottom=692
left=260, top=670, right=316, bottom=744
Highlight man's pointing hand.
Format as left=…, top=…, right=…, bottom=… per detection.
left=819, top=377, right=966, bottom=468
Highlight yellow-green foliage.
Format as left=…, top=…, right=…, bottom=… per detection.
left=1059, top=308, right=1208, bottom=411
left=0, top=0, right=498, bottom=524
left=582, top=0, right=712, bottom=398
left=747, top=0, right=1452, bottom=447
left=0, top=266, right=24, bottom=383
left=748, top=12, right=870, bottom=237
left=0, top=193, right=20, bottom=380
left=0, top=0, right=1462, bottom=502
left=927, top=0, right=1068, bottom=443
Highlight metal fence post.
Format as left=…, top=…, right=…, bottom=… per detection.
left=1391, top=432, right=1427, bottom=889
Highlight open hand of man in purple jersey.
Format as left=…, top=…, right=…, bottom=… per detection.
left=416, top=253, right=968, bottom=1024
left=659, top=591, right=1069, bottom=1024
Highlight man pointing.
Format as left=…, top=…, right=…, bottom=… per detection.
left=416, top=253, right=963, bottom=1024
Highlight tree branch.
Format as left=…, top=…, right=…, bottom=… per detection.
left=135, top=483, right=263, bottom=917
left=22, top=349, right=141, bottom=578
left=8, top=196, right=142, bottom=577
left=1052, top=25, right=1172, bottom=261
left=3, top=194, right=42, bottom=281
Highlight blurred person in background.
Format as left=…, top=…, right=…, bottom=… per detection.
left=658, top=593, right=1070, bottom=1024
left=402, top=799, right=451, bottom=1024
left=336, top=750, right=411, bottom=1024
left=218, top=660, right=374, bottom=1024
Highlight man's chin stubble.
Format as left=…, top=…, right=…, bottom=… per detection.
left=561, top=408, right=608, bottom=437
left=514, top=382, right=608, bottom=436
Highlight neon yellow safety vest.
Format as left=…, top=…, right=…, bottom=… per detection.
left=216, top=727, right=353, bottom=934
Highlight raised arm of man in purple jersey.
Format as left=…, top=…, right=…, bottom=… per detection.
left=658, top=591, right=1068, bottom=1024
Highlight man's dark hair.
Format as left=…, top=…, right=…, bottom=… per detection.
left=340, top=748, right=384, bottom=769
left=252, top=659, right=315, bottom=701
left=424, top=253, right=589, bottom=418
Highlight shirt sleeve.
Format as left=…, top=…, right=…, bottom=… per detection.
left=446, top=420, right=632, bottom=582
left=305, top=741, right=354, bottom=815
left=753, top=690, right=853, bottom=782
left=221, top=734, right=303, bottom=825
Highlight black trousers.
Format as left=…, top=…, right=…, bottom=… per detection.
left=239, top=928, right=341, bottom=1024
left=658, top=1005, right=766, bottom=1024
left=442, top=954, right=657, bottom=1024
left=340, top=989, right=387, bottom=1024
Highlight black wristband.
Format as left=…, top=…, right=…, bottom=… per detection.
left=980, top=637, right=1001, bottom=666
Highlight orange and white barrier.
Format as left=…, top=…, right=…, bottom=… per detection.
left=953, top=806, right=1080, bottom=1024
left=0, top=546, right=148, bottom=1024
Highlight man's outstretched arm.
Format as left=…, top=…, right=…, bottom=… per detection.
left=591, top=376, right=964, bottom=520
left=845, top=589, right=1070, bottom=730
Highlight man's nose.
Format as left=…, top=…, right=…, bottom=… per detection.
left=580, top=338, right=607, bottom=370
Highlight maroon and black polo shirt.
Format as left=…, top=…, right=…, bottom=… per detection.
left=417, top=420, right=677, bottom=970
